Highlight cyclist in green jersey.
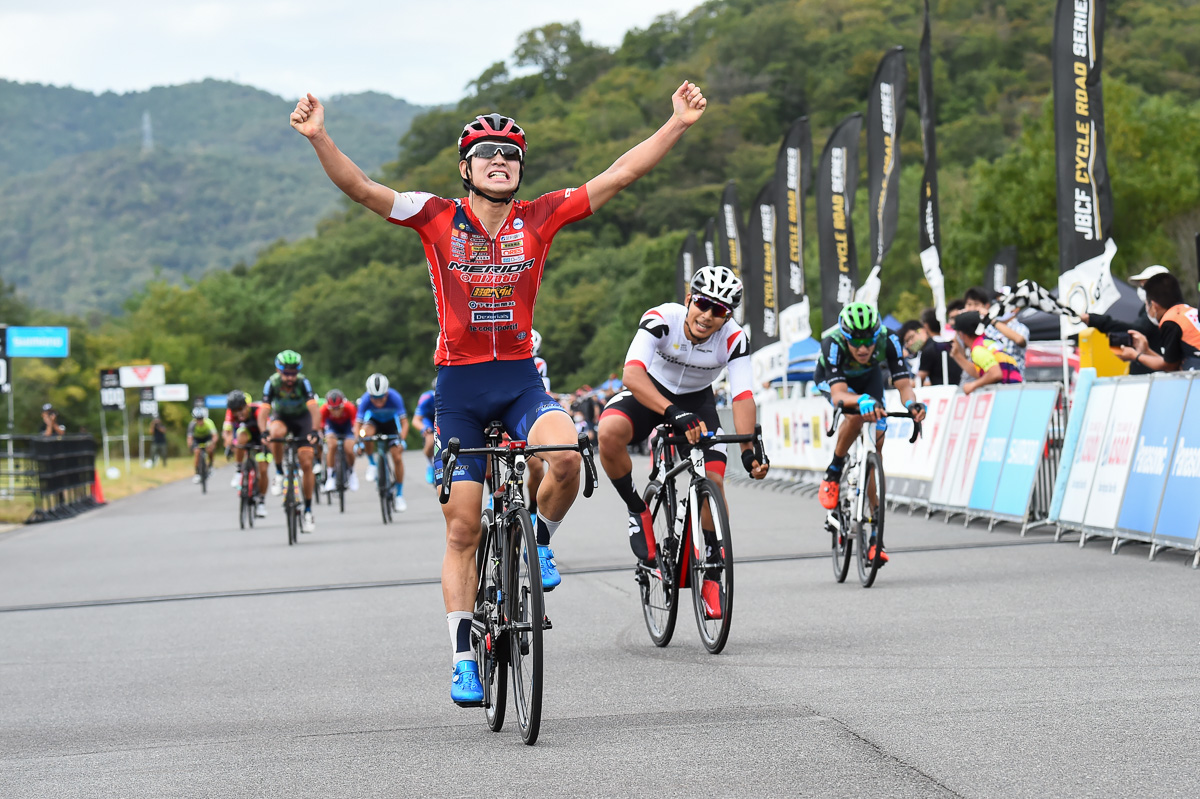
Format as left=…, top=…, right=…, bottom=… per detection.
left=813, top=304, right=926, bottom=560
left=187, top=404, right=219, bottom=483
left=258, top=350, right=322, bottom=534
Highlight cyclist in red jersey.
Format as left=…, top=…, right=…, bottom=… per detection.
left=291, top=81, right=707, bottom=706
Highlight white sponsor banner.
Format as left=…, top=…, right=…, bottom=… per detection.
left=779, top=299, right=812, bottom=347
left=759, top=396, right=837, bottom=472
left=751, top=341, right=789, bottom=386
left=1082, top=380, right=1151, bottom=530
left=880, top=385, right=958, bottom=502
left=1058, top=382, right=1117, bottom=525
left=947, top=391, right=996, bottom=508
left=153, top=383, right=190, bottom=402
left=929, top=393, right=974, bottom=506
left=1059, top=237, right=1120, bottom=337
left=118, top=364, right=166, bottom=388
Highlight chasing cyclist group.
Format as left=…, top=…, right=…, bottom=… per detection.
left=281, top=84, right=945, bottom=706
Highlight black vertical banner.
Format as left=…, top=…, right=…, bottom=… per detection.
left=744, top=181, right=777, bottom=351
left=676, top=231, right=700, bottom=303
left=918, top=0, right=946, bottom=322
left=775, top=117, right=811, bottom=309
left=716, top=181, right=746, bottom=324
left=1053, top=0, right=1112, bottom=273
left=702, top=217, right=717, bottom=271
left=986, top=246, right=1019, bottom=295
left=817, top=113, right=863, bottom=331
left=866, top=46, right=907, bottom=299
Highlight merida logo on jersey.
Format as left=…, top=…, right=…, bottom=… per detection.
left=447, top=258, right=536, bottom=275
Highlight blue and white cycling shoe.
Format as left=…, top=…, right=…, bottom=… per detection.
left=536, top=545, right=561, bottom=591
left=451, top=660, right=484, bottom=706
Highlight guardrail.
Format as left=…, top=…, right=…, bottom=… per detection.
left=1, top=434, right=101, bottom=523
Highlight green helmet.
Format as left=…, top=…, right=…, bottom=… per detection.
left=274, top=349, right=303, bottom=370
left=838, top=302, right=880, bottom=339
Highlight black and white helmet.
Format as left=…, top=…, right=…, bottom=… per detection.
left=690, top=266, right=743, bottom=309
left=366, top=373, right=389, bottom=398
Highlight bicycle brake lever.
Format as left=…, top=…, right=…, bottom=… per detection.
left=578, top=432, right=597, bottom=498
left=439, top=438, right=461, bottom=505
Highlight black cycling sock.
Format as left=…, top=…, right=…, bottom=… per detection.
left=304, top=499, right=312, bottom=512
left=611, top=472, right=646, bottom=514
left=825, top=454, right=846, bottom=481
left=275, top=465, right=284, bottom=476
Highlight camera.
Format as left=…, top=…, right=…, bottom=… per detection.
left=1108, top=331, right=1133, bottom=348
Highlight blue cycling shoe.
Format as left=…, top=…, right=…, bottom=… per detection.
left=536, top=545, right=561, bottom=591
left=451, top=660, right=484, bottom=707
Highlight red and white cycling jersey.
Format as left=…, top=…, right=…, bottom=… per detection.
left=625, top=303, right=754, bottom=400
left=388, top=188, right=592, bottom=366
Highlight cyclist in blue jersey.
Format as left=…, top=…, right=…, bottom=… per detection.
left=357, top=373, right=410, bottom=512
left=413, top=380, right=437, bottom=485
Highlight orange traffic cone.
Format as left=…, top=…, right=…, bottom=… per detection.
left=93, top=471, right=106, bottom=505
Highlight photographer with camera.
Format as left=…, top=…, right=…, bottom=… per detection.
left=1106, top=270, right=1200, bottom=372
left=1079, top=265, right=1168, bottom=376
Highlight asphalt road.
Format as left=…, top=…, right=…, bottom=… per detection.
left=1, top=453, right=1198, bottom=798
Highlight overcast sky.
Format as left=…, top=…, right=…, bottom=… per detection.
left=0, top=0, right=698, bottom=105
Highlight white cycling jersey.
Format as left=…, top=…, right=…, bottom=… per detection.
left=624, top=303, right=754, bottom=399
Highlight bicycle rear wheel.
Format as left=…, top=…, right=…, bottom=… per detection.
left=474, top=509, right=508, bottom=732
left=856, top=452, right=885, bottom=588
left=506, top=508, right=543, bottom=745
left=638, top=481, right=679, bottom=648
left=689, top=478, right=734, bottom=654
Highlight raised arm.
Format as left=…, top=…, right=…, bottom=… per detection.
left=290, top=93, right=395, bottom=218
left=585, top=81, right=706, bottom=213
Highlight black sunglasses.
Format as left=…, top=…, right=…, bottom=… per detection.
left=466, top=142, right=523, bottom=162
left=692, top=295, right=731, bottom=318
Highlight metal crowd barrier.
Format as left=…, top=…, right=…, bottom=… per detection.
left=1, top=435, right=102, bottom=523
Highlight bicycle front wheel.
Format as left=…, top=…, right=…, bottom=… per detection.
left=856, top=452, right=885, bottom=588
left=505, top=508, right=543, bottom=745
left=378, top=458, right=393, bottom=524
left=474, top=509, right=508, bottom=732
left=832, top=470, right=853, bottom=583
left=639, top=482, right=679, bottom=648
left=689, top=478, right=734, bottom=654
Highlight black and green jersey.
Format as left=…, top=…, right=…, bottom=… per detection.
left=816, top=324, right=912, bottom=384
left=263, top=373, right=316, bottom=418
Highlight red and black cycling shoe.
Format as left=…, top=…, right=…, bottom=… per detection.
left=867, top=540, right=889, bottom=566
left=700, top=579, right=723, bottom=620
left=818, top=479, right=839, bottom=510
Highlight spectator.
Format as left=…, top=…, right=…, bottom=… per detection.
left=899, top=319, right=963, bottom=387
left=920, top=307, right=944, bottom=341
left=952, top=311, right=1023, bottom=394
left=1116, top=272, right=1200, bottom=372
left=149, top=415, right=169, bottom=467
left=1080, top=264, right=1167, bottom=376
left=964, top=286, right=1029, bottom=377
left=39, top=403, right=65, bottom=436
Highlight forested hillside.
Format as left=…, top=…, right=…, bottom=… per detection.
left=0, top=79, right=425, bottom=312
left=6, top=0, right=1200, bottom=437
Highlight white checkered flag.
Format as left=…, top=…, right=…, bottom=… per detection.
left=986, top=279, right=1079, bottom=323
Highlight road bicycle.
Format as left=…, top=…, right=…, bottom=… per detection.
left=194, top=445, right=212, bottom=494
left=362, top=433, right=399, bottom=524
left=824, top=402, right=921, bottom=588
left=234, top=443, right=265, bottom=529
left=439, top=422, right=597, bottom=746
left=323, top=434, right=350, bottom=513
left=637, top=424, right=766, bottom=654
left=269, top=435, right=310, bottom=546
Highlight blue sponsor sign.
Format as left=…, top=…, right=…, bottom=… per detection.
left=992, top=387, right=1058, bottom=518
left=6, top=326, right=69, bottom=358
left=1153, top=378, right=1200, bottom=549
left=968, top=388, right=1021, bottom=510
left=204, top=394, right=228, bottom=409
left=1117, top=377, right=1190, bottom=536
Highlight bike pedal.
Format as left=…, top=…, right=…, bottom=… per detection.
left=542, top=614, right=553, bottom=630
left=452, top=698, right=485, bottom=709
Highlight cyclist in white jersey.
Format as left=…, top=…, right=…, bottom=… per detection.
left=597, top=267, right=769, bottom=615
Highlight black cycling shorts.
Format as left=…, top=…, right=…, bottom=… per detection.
left=363, top=417, right=401, bottom=439
left=599, top=378, right=728, bottom=475
left=813, top=362, right=886, bottom=407
left=272, top=413, right=315, bottom=448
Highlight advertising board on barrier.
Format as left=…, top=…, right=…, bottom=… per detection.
left=882, top=385, right=957, bottom=502
left=992, top=387, right=1059, bottom=520
left=1153, top=378, right=1200, bottom=551
left=1116, top=376, right=1191, bottom=539
left=928, top=393, right=973, bottom=507
left=760, top=396, right=836, bottom=472
left=948, top=392, right=995, bottom=508
left=968, top=388, right=1021, bottom=512
left=1057, top=381, right=1115, bottom=525
left=1082, top=380, right=1150, bottom=531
